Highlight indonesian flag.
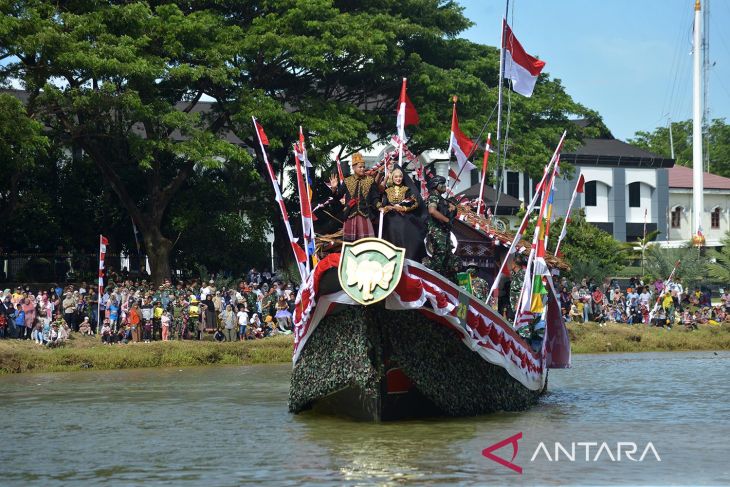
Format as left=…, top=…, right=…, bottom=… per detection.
left=291, top=241, right=307, bottom=263
left=448, top=100, right=476, bottom=172
left=503, top=20, right=546, bottom=97
left=448, top=167, right=461, bottom=182
left=335, top=154, right=344, bottom=184
left=396, top=78, right=419, bottom=141
left=293, top=143, right=315, bottom=259
left=299, top=126, right=312, bottom=168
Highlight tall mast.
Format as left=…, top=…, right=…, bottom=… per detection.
left=692, top=0, right=704, bottom=242
left=495, top=0, right=509, bottom=187
left=702, top=0, right=710, bottom=172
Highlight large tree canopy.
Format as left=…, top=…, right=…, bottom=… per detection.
left=628, top=118, right=730, bottom=177
left=1, top=0, right=600, bottom=282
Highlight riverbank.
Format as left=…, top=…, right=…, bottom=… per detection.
left=0, top=335, right=293, bottom=374
left=1, top=323, right=729, bottom=374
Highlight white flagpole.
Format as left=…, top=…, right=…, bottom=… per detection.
left=488, top=131, right=566, bottom=301
left=293, top=145, right=311, bottom=277
left=554, top=175, right=584, bottom=256
left=476, top=133, right=492, bottom=216
left=252, top=117, right=306, bottom=281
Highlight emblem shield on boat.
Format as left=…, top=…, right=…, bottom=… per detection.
left=338, top=238, right=405, bottom=305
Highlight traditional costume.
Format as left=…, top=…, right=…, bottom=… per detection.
left=332, top=153, right=381, bottom=241
left=378, top=166, right=427, bottom=260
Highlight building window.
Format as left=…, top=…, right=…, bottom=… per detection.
left=628, top=182, right=641, bottom=208
left=584, top=180, right=597, bottom=207
left=506, top=172, right=520, bottom=198
left=712, top=207, right=721, bottom=229
left=671, top=207, right=682, bottom=229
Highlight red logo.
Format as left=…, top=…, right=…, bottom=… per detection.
left=482, top=432, right=523, bottom=474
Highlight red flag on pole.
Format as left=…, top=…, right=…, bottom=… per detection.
left=448, top=98, right=476, bottom=172
left=254, top=120, right=269, bottom=146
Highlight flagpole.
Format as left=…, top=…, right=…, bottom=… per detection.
left=298, top=127, right=317, bottom=269
left=495, top=2, right=509, bottom=187
left=476, top=133, right=492, bottom=216
left=381, top=77, right=408, bottom=238
left=252, top=116, right=306, bottom=282
left=554, top=175, right=584, bottom=256
left=293, top=145, right=311, bottom=276
left=488, top=130, right=566, bottom=302
left=512, top=160, right=559, bottom=329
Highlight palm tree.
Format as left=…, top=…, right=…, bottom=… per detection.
left=620, top=229, right=661, bottom=277
left=707, top=232, right=730, bottom=284
left=644, top=242, right=708, bottom=289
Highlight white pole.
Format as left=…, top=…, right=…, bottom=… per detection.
left=270, top=241, right=275, bottom=277
left=476, top=133, right=492, bottom=216
left=668, top=118, right=675, bottom=160
left=692, top=0, right=704, bottom=239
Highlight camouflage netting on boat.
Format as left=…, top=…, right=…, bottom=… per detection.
left=289, top=304, right=543, bottom=416
left=288, top=306, right=383, bottom=414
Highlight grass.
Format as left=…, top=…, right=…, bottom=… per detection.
left=2, top=323, right=729, bottom=374
left=0, top=334, right=294, bottom=374
left=567, top=321, right=730, bottom=353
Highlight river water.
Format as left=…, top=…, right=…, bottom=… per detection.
left=0, top=351, right=728, bottom=486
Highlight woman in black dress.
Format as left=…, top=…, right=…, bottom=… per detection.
left=378, top=166, right=427, bottom=261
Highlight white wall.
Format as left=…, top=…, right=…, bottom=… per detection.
left=668, top=190, right=730, bottom=246
left=582, top=180, right=611, bottom=222
left=626, top=182, right=653, bottom=223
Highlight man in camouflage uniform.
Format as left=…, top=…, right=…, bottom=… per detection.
left=466, top=267, right=488, bottom=302
left=509, top=256, right=526, bottom=319
left=422, top=176, right=460, bottom=281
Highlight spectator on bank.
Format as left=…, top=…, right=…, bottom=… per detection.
left=79, top=317, right=93, bottom=335
left=161, top=311, right=170, bottom=341
left=219, top=304, right=236, bottom=342
left=237, top=305, right=249, bottom=341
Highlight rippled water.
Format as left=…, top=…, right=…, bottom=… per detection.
left=0, top=351, right=728, bottom=486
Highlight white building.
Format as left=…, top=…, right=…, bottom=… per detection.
left=667, top=165, right=730, bottom=247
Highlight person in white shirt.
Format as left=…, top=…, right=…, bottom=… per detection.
left=639, top=287, right=652, bottom=308
left=236, top=306, right=249, bottom=341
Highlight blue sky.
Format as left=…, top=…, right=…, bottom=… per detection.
left=458, top=0, right=730, bottom=141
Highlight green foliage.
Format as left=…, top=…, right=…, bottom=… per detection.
left=1, top=0, right=603, bottom=277
left=644, top=243, right=708, bottom=289
left=551, top=211, right=626, bottom=282
left=628, top=118, right=730, bottom=177
left=707, top=231, right=730, bottom=284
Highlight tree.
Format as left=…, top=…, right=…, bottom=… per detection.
left=2, top=1, right=600, bottom=280
left=628, top=118, right=730, bottom=177
left=644, top=243, right=707, bottom=290
left=707, top=231, right=730, bottom=284
left=1, top=2, right=251, bottom=282
left=0, top=93, right=47, bottom=223
left=619, top=229, right=661, bottom=277
left=552, top=211, right=626, bottom=282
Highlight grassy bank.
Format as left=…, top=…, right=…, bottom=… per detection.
left=568, top=322, right=730, bottom=353
left=0, top=335, right=293, bottom=374
left=1, top=323, right=729, bottom=374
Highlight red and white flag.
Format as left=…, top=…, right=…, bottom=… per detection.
left=335, top=154, right=344, bottom=184
left=98, top=235, right=108, bottom=296
left=253, top=117, right=307, bottom=280
left=554, top=174, right=585, bottom=256
left=294, top=142, right=315, bottom=273
left=396, top=78, right=419, bottom=141
left=448, top=167, right=461, bottom=182
left=503, top=20, right=546, bottom=97
left=448, top=99, right=476, bottom=173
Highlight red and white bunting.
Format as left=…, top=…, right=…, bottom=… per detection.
left=293, top=255, right=549, bottom=390
left=252, top=117, right=307, bottom=281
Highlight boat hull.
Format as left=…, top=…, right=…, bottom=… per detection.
left=289, top=304, right=545, bottom=421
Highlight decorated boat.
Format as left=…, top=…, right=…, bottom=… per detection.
left=288, top=229, right=571, bottom=421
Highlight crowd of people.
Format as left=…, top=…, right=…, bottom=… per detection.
left=556, top=275, right=729, bottom=329
left=0, top=267, right=298, bottom=345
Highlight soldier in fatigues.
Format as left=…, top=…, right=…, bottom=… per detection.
left=422, top=176, right=460, bottom=281
left=466, top=268, right=489, bottom=302
left=509, top=257, right=526, bottom=319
